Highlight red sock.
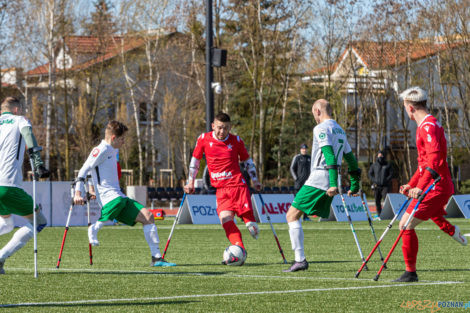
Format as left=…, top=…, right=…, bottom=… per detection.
left=222, top=220, right=244, bottom=249
left=241, top=210, right=256, bottom=224
left=402, top=229, right=418, bottom=272
left=431, top=216, right=455, bottom=236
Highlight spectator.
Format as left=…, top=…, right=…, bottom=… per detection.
left=290, top=143, right=312, bottom=221
left=368, top=151, right=393, bottom=217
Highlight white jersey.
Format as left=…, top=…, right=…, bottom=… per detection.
left=304, top=119, right=352, bottom=191
left=76, top=140, right=125, bottom=206
left=0, top=113, right=32, bottom=188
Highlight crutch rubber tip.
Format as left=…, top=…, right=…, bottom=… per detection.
left=283, top=260, right=288, bottom=264
left=373, top=275, right=379, bottom=281
left=364, top=265, right=369, bottom=271
left=355, top=272, right=360, bottom=278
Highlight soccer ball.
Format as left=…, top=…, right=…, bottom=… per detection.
left=223, top=245, right=246, bottom=266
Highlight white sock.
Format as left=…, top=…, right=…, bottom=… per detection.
left=0, top=216, right=14, bottom=235
left=0, top=224, right=33, bottom=260
left=94, top=221, right=104, bottom=232
left=288, top=220, right=305, bottom=262
left=143, top=224, right=161, bottom=258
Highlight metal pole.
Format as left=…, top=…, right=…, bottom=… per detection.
left=205, top=0, right=214, bottom=133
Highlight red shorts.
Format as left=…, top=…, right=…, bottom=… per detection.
left=406, top=189, right=451, bottom=221
left=216, top=186, right=253, bottom=216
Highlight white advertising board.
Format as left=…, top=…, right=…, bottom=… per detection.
left=321, top=194, right=368, bottom=222
left=251, top=194, right=293, bottom=223
left=380, top=193, right=409, bottom=220
left=445, top=195, right=470, bottom=218
left=178, top=195, right=219, bottom=224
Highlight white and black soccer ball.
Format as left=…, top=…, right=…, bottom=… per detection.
left=223, top=245, right=246, bottom=266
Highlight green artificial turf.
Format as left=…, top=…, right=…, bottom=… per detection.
left=0, top=218, right=469, bottom=312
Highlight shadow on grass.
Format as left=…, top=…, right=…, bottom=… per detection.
left=1, top=300, right=196, bottom=309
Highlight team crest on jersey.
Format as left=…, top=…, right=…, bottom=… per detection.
left=227, top=144, right=233, bottom=150
left=319, top=133, right=326, bottom=140
left=92, top=148, right=100, bottom=157
left=427, top=134, right=432, bottom=142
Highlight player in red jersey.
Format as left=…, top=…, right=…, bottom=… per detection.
left=394, top=87, right=467, bottom=282
left=184, top=113, right=262, bottom=264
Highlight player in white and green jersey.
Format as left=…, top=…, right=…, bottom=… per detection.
left=283, top=99, right=361, bottom=272
left=0, top=97, right=49, bottom=274
left=73, top=120, right=175, bottom=267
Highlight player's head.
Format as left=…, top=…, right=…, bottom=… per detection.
left=400, top=86, right=427, bottom=120
left=212, top=112, right=231, bottom=140
left=312, top=99, right=333, bottom=123
left=105, top=120, right=128, bottom=148
left=1, top=97, right=23, bottom=115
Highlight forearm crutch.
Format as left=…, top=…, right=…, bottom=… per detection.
left=162, top=193, right=187, bottom=260
left=258, top=193, right=288, bottom=264
left=362, top=191, right=385, bottom=264
left=56, top=182, right=76, bottom=268
left=27, top=147, right=42, bottom=278
left=338, top=177, right=368, bottom=269
left=83, top=179, right=93, bottom=266
left=373, top=176, right=441, bottom=281
left=355, top=197, right=411, bottom=278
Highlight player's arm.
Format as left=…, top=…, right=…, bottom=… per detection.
left=320, top=145, right=339, bottom=197
left=20, top=125, right=50, bottom=178
left=343, top=151, right=361, bottom=196
left=238, top=136, right=261, bottom=191
left=74, top=148, right=109, bottom=204
left=290, top=155, right=298, bottom=180
left=415, top=127, right=442, bottom=191
left=241, top=157, right=261, bottom=191
left=184, top=156, right=201, bottom=194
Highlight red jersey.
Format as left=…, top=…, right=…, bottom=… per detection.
left=193, top=132, right=250, bottom=188
left=408, top=114, right=454, bottom=194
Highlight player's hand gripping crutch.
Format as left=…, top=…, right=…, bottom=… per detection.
left=83, top=178, right=93, bottom=266
left=56, top=182, right=76, bottom=268
left=338, top=177, right=368, bottom=269
left=258, top=193, right=288, bottom=264
left=373, top=176, right=441, bottom=281
left=161, top=193, right=187, bottom=260
left=27, top=147, right=42, bottom=278
left=355, top=196, right=411, bottom=278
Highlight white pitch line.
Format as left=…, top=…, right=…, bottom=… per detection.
left=0, top=281, right=462, bottom=308
left=6, top=267, right=465, bottom=284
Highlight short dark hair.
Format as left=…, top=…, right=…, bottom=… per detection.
left=1, top=97, right=21, bottom=110
left=408, top=100, right=427, bottom=108
left=214, top=112, right=231, bottom=123
left=106, top=120, right=128, bottom=137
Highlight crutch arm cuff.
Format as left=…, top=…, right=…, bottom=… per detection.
left=425, top=167, right=440, bottom=180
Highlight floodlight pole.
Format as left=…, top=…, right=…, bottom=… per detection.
left=205, top=0, right=214, bottom=133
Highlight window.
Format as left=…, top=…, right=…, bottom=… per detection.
left=139, top=102, right=159, bottom=125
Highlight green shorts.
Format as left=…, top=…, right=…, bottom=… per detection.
left=291, top=185, right=333, bottom=218
left=0, top=186, right=34, bottom=216
left=99, top=197, right=145, bottom=226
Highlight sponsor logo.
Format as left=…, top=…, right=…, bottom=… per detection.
left=427, top=134, right=432, bottom=142
left=210, top=142, right=213, bottom=147
left=0, top=119, right=14, bottom=125
left=211, top=171, right=233, bottom=180
left=332, top=127, right=345, bottom=135
left=92, top=148, right=100, bottom=157
left=424, top=126, right=430, bottom=132
left=261, top=202, right=290, bottom=215
left=334, top=203, right=364, bottom=214
left=191, top=205, right=217, bottom=216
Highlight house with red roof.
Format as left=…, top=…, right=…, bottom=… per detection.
left=24, top=30, right=194, bottom=184
left=303, top=39, right=466, bottom=160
